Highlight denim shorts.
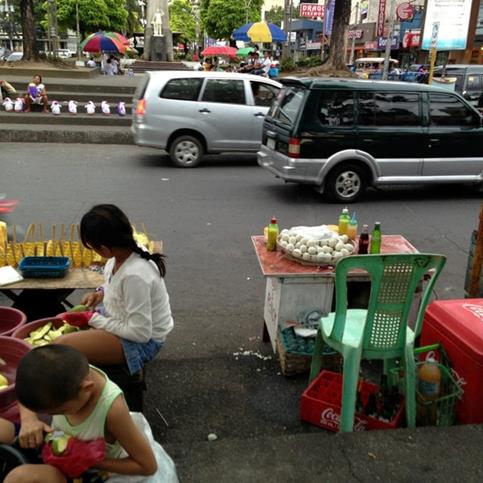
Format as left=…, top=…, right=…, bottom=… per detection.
left=121, top=338, right=164, bottom=375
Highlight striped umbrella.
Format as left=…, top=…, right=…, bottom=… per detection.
left=80, top=32, right=128, bottom=53
left=233, top=21, right=287, bottom=43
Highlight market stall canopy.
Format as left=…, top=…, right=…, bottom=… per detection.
left=80, top=31, right=129, bottom=54
left=233, top=21, right=287, bottom=43
left=236, top=46, right=255, bottom=58
left=201, top=46, right=238, bottom=58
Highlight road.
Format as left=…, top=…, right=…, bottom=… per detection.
left=1, top=143, right=482, bottom=481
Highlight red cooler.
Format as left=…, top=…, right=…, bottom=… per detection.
left=421, top=299, right=483, bottom=424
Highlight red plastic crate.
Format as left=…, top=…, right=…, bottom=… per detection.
left=300, top=371, right=405, bottom=431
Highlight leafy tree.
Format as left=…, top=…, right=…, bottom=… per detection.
left=124, top=0, right=142, bottom=35
left=40, top=0, right=129, bottom=36
left=202, top=0, right=263, bottom=41
left=169, top=0, right=196, bottom=43
left=264, top=6, right=283, bottom=26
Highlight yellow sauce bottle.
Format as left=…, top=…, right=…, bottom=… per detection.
left=266, top=217, right=279, bottom=251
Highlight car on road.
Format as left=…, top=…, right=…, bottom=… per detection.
left=132, top=71, right=281, bottom=167
left=5, top=52, right=23, bottom=62
left=258, top=77, right=483, bottom=202
left=433, top=64, right=483, bottom=106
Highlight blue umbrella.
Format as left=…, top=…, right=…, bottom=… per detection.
left=233, top=21, right=287, bottom=43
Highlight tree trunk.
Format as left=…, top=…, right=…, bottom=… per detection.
left=308, top=0, right=352, bottom=76
left=20, top=0, right=38, bottom=61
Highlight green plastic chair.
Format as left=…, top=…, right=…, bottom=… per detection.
left=308, top=253, right=446, bottom=432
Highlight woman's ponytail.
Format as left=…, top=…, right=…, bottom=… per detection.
left=132, top=243, right=166, bottom=278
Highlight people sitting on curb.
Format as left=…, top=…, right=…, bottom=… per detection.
left=252, top=51, right=272, bottom=77
left=0, top=79, right=17, bottom=101
left=23, top=75, right=48, bottom=113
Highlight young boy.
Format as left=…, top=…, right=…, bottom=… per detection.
left=0, top=345, right=158, bottom=482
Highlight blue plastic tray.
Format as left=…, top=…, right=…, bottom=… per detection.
left=19, top=256, right=70, bottom=278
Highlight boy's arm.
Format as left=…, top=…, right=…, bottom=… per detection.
left=18, top=403, right=53, bottom=448
left=93, top=395, right=157, bottom=476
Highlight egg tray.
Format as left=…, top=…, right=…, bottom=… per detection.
left=277, top=327, right=341, bottom=377
left=276, top=241, right=355, bottom=267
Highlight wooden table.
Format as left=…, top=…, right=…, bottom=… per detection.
left=0, top=241, right=163, bottom=306
left=252, top=235, right=419, bottom=352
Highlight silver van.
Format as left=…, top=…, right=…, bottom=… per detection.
left=132, top=71, right=281, bottom=167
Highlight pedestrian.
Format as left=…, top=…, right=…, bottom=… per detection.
left=23, top=74, right=48, bottom=113
left=0, top=79, right=17, bottom=101
left=0, top=345, right=160, bottom=481
left=253, top=51, right=272, bottom=77
left=56, top=204, right=174, bottom=376
left=103, top=58, right=115, bottom=75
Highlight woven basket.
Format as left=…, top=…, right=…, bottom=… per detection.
left=276, top=328, right=341, bottom=377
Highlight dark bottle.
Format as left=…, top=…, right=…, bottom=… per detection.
left=370, top=222, right=382, bottom=254
left=358, top=224, right=370, bottom=254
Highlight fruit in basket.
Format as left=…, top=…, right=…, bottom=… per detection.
left=0, top=373, right=9, bottom=390
left=24, top=321, right=80, bottom=346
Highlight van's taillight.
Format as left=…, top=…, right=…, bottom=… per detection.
left=135, top=99, right=146, bottom=119
left=288, top=138, right=300, bottom=158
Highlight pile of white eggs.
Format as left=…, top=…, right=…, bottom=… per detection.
left=278, top=229, right=355, bottom=265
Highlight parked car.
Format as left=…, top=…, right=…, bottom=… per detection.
left=132, top=71, right=281, bottom=167
left=433, top=64, right=483, bottom=106
left=5, top=52, right=23, bottom=62
left=258, top=78, right=483, bottom=202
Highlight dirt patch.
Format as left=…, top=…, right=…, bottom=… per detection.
left=2, top=58, right=79, bottom=70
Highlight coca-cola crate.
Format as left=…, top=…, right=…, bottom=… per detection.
left=300, top=371, right=405, bottom=432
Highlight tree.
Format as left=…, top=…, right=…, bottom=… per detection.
left=41, top=0, right=129, bottom=36
left=169, top=0, right=196, bottom=43
left=20, top=0, right=38, bottom=60
left=201, top=0, right=263, bottom=41
left=264, top=6, right=283, bottom=26
left=311, top=0, right=352, bottom=75
left=124, top=0, right=142, bottom=36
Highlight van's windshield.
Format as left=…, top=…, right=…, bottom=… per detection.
left=269, top=86, right=305, bottom=125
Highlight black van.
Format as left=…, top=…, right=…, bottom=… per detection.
left=433, top=64, right=483, bottom=106
left=258, top=78, right=483, bottom=202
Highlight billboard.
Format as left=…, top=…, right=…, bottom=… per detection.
left=421, top=0, right=473, bottom=50
left=299, top=3, right=325, bottom=18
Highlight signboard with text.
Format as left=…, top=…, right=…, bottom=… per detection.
left=377, top=0, right=386, bottom=37
left=377, top=36, right=399, bottom=50
left=324, top=0, right=335, bottom=35
left=299, top=2, right=325, bottom=18
left=396, top=3, right=415, bottom=21
left=422, top=0, right=472, bottom=50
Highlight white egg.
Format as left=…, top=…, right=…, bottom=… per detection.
left=340, top=248, right=349, bottom=256
left=316, top=253, right=325, bottom=263
left=281, top=234, right=290, bottom=242
left=323, top=246, right=333, bottom=254
left=292, top=248, right=302, bottom=258
left=300, top=244, right=307, bottom=253
left=280, top=240, right=288, bottom=248
left=344, top=243, right=354, bottom=253
left=296, top=234, right=303, bottom=242
left=328, top=238, right=337, bottom=248
left=286, top=243, right=294, bottom=252
left=308, top=246, right=317, bottom=255
left=340, top=235, right=349, bottom=243
left=307, top=240, right=316, bottom=248
left=281, top=229, right=289, bottom=236
left=335, top=242, right=345, bottom=251
left=310, top=254, right=319, bottom=262
left=321, top=253, right=332, bottom=263
left=319, top=239, right=329, bottom=247
left=289, top=236, right=297, bottom=245
left=302, top=252, right=311, bottom=261
left=317, top=246, right=324, bottom=254
left=301, top=237, right=309, bottom=246
left=295, top=242, right=301, bottom=249
left=332, top=251, right=343, bottom=260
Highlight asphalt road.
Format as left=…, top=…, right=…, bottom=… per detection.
left=1, top=143, right=482, bottom=481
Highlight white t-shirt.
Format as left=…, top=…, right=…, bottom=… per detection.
left=261, top=57, right=272, bottom=74
left=89, top=253, right=174, bottom=343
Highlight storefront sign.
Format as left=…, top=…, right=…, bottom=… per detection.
left=422, top=0, right=473, bottom=50
left=402, top=29, right=421, bottom=48
left=377, top=36, right=399, bottom=49
left=348, top=30, right=364, bottom=40
left=299, top=2, right=325, bottom=18
left=364, top=41, right=378, bottom=50
left=396, top=2, right=415, bottom=21
left=324, top=0, right=335, bottom=35
left=377, top=0, right=386, bottom=37
left=306, top=41, right=322, bottom=50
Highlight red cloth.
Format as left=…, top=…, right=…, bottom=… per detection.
left=57, top=311, right=95, bottom=327
left=42, top=437, right=105, bottom=478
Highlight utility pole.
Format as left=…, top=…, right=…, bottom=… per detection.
left=282, top=0, right=291, bottom=59
left=349, top=2, right=359, bottom=65
left=382, top=0, right=395, bottom=80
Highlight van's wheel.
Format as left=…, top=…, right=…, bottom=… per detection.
left=325, top=163, right=368, bottom=203
left=169, top=135, right=203, bottom=168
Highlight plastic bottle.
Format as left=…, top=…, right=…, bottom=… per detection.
left=266, top=217, right=279, bottom=252
left=347, top=212, right=358, bottom=241
left=338, top=207, right=350, bottom=235
left=370, top=222, right=382, bottom=254
left=358, top=224, right=370, bottom=254
left=418, top=357, right=441, bottom=399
